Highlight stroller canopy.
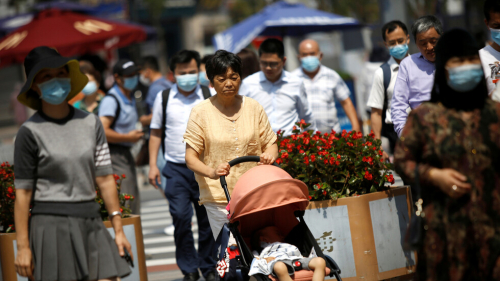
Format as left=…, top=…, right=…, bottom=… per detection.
left=229, top=165, right=309, bottom=222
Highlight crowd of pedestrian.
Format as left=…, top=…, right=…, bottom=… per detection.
left=11, top=0, right=500, bottom=280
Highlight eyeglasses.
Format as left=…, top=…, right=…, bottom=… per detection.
left=260, top=61, right=281, bottom=69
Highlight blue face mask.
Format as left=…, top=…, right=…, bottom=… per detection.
left=38, top=77, right=72, bottom=105
left=82, top=81, right=98, bottom=96
left=446, top=63, right=483, bottom=92
left=123, top=76, right=138, bottom=90
left=301, top=56, right=321, bottom=72
left=176, top=74, right=198, bottom=92
left=389, top=44, right=409, bottom=60
left=199, top=71, right=210, bottom=87
left=490, top=28, right=500, bottom=46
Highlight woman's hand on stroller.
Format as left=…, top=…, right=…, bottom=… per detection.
left=210, top=162, right=230, bottom=179
left=259, top=153, right=275, bottom=165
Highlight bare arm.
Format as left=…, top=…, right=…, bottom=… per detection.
left=96, top=174, right=133, bottom=261
left=370, top=108, right=383, bottom=140
left=139, top=114, right=152, bottom=127
left=14, top=189, right=34, bottom=279
left=185, top=144, right=229, bottom=179
left=148, top=128, right=162, bottom=189
left=340, top=98, right=361, bottom=132
left=99, top=116, right=144, bottom=144
left=260, top=142, right=278, bottom=165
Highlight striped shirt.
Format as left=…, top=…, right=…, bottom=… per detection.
left=292, top=66, right=351, bottom=133
left=14, top=107, right=113, bottom=202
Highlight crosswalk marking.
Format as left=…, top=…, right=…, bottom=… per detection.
left=142, top=199, right=169, bottom=207
left=141, top=205, right=169, bottom=213
left=146, top=258, right=177, bottom=267
left=144, top=234, right=199, bottom=245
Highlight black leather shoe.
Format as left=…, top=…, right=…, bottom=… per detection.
left=183, top=272, right=200, bottom=281
left=205, top=271, right=216, bottom=281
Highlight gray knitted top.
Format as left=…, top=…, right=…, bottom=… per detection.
left=14, top=107, right=113, bottom=202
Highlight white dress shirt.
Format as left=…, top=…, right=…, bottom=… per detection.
left=291, top=65, right=350, bottom=133
left=239, top=71, right=315, bottom=136
left=367, top=56, right=399, bottom=124
left=150, top=84, right=206, bottom=164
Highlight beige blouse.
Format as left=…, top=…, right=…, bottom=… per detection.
left=184, top=96, right=277, bottom=204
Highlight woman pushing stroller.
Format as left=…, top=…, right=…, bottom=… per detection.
left=184, top=50, right=278, bottom=239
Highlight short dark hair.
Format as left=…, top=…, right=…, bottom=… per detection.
left=484, top=0, right=500, bottom=21
left=237, top=48, right=260, bottom=79
left=141, top=56, right=160, bottom=72
left=206, top=50, right=242, bottom=83
left=382, top=20, right=408, bottom=41
left=79, top=60, right=101, bottom=84
left=169, top=50, right=201, bottom=72
left=411, top=15, right=443, bottom=41
left=201, top=54, right=213, bottom=65
left=258, top=38, right=285, bottom=59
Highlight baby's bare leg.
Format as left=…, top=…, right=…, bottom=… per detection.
left=308, top=257, right=326, bottom=281
left=273, top=261, right=293, bottom=281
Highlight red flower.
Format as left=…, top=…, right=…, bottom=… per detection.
left=310, top=155, right=316, bottom=162
left=304, top=156, right=309, bottom=165
left=329, top=157, right=335, bottom=165
left=336, top=161, right=340, bottom=165
left=308, top=196, right=312, bottom=200
left=324, top=159, right=328, bottom=164
left=293, top=126, right=297, bottom=131
left=323, top=190, right=327, bottom=196
left=299, top=150, right=305, bottom=154
left=366, top=141, right=372, bottom=146
left=276, top=158, right=283, bottom=164
left=281, top=152, right=289, bottom=159
left=303, top=138, right=310, bottom=145
left=299, top=119, right=307, bottom=126
left=337, top=154, right=341, bottom=160
left=7, top=186, right=13, bottom=194
left=380, top=158, right=384, bottom=162
left=121, top=174, right=126, bottom=179
left=291, top=135, right=297, bottom=140
left=364, top=171, right=373, bottom=181
left=277, top=129, right=282, bottom=135
left=378, top=150, right=383, bottom=156
left=372, top=146, right=377, bottom=151
left=124, top=195, right=130, bottom=200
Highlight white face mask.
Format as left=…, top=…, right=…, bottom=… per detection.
left=139, top=74, right=151, bottom=86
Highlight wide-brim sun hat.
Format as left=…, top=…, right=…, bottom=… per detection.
left=18, top=46, right=88, bottom=110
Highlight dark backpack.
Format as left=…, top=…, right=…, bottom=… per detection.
left=160, top=86, right=211, bottom=153
left=107, top=94, right=121, bottom=130
left=380, top=63, right=399, bottom=151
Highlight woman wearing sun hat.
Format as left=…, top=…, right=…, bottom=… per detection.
left=13, top=46, right=132, bottom=280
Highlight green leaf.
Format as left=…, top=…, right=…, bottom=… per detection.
left=348, top=178, right=358, bottom=184
left=370, top=185, right=377, bottom=193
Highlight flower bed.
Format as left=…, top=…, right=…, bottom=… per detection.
left=277, top=120, right=395, bottom=201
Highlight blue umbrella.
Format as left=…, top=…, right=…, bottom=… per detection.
left=213, top=1, right=362, bottom=53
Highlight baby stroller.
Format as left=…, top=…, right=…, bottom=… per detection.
left=215, top=156, right=342, bottom=281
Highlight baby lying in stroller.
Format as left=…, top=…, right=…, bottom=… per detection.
left=248, top=226, right=326, bottom=281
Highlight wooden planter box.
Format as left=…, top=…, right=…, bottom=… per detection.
left=304, top=186, right=416, bottom=280
left=0, top=215, right=146, bottom=281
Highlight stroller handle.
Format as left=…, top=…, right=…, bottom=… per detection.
left=219, top=156, right=261, bottom=202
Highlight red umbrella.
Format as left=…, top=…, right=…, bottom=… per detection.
left=0, top=9, right=147, bottom=67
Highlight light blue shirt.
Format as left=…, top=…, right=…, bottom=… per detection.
left=239, top=71, right=316, bottom=136
left=145, top=77, right=172, bottom=114
left=98, top=85, right=138, bottom=147
left=391, top=53, right=435, bottom=136
left=150, top=84, right=206, bottom=164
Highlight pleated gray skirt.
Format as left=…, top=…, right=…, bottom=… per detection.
left=30, top=214, right=132, bottom=281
